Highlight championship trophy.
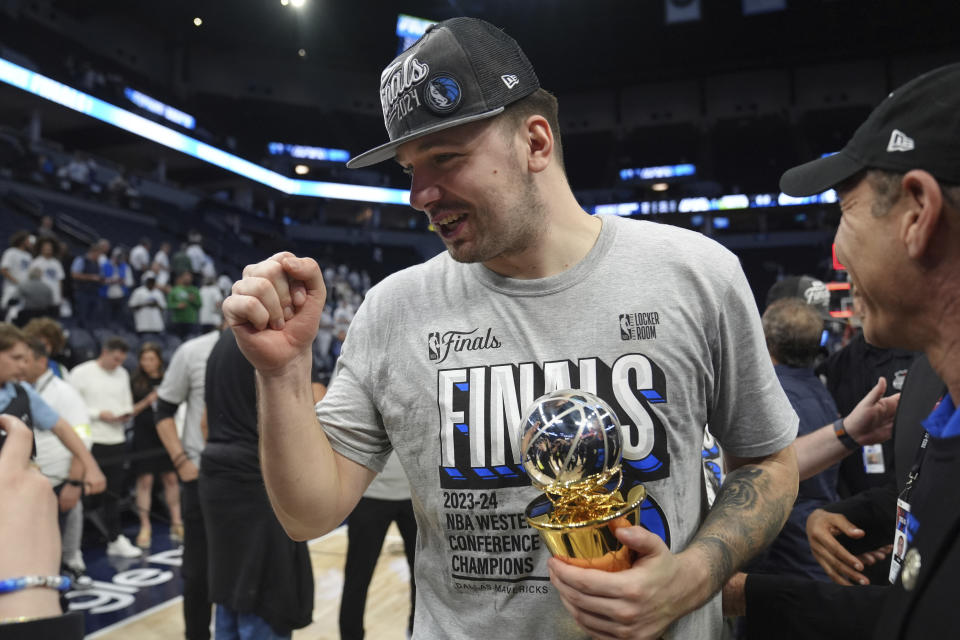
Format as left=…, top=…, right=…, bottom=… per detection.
left=520, top=389, right=646, bottom=572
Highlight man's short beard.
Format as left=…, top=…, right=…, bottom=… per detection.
left=448, top=165, right=547, bottom=265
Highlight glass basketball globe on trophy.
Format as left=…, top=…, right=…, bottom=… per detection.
left=520, top=389, right=646, bottom=572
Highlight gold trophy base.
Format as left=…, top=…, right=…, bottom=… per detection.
left=525, top=483, right=646, bottom=572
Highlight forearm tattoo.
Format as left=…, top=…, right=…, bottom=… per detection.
left=690, top=466, right=790, bottom=593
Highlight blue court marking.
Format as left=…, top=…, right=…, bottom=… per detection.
left=71, top=523, right=183, bottom=636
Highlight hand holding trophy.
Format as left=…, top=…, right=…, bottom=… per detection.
left=521, top=389, right=647, bottom=572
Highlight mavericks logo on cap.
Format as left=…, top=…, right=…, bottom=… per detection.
left=425, top=74, right=462, bottom=115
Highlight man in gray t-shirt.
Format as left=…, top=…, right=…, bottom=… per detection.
left=223, top=17, right=799, bottom=640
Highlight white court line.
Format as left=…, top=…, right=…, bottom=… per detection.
left=85, top=596, right=184, bottom=639
left=85, top=525, right=348, bottom=638
left=308, top=526, right=347, bottom=545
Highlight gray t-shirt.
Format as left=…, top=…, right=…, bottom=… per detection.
left=317, top=215, right=797, bottom=640
left=158, top=330, right=220, bottom=466
left=363, top=453, right=412, bottom=501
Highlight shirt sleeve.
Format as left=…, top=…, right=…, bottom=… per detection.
left=119, top=369, right=134, bottom=414
left=52, top=381, right=93, bottom=448
left=315, top=298, right=391, bottom=473
left=706, top=260, right=798, bottom=458
left=157, top=344, right=191, bottom=405
left=22, top=383, right=60, bottom=430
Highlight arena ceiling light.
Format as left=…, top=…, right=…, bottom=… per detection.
left=291, top=0, right=306, bottom=7
left=193, top=17, right=203, bottom=27
left=0, top=56, right=409, bottom=205
left=294, top=164, right=309, bottom=175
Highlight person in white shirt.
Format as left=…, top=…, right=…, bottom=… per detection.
left=152, top=242, right=172, bottom=293
left=216, top=273, right=233, bottom=300
left=154, top=328, right=222, bottom=639
left=1, top=230, right=33, bottom=318
left=129, top=272, right=167, bottom=337
left=129, top=237, right=152, bottom=281
left=70, top=337, right=141, bottom=558
left=198, top=277, right=223, bottom=333
left=21, top=337, right=92, bottom=578
left=29, top=237, right=65, bottom=308
left=153, top=242, right=170, bottom=269
left=186, top=240, right=206, bottom=277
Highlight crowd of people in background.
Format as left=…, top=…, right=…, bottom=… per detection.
left=0, top=218, right=375, bottom=638
left=1, top=223, right=371, bottom=374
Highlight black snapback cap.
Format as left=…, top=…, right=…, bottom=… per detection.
left=346, top=17, right=540, bottom=169
left=765, top=275, right=832, bottom=320
left=780, top=62, right=960, bottom=197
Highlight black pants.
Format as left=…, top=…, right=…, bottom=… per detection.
left=181, top=480, right=212, bottom=640
left=90, top=442, right=127, bottom=541
left=339, top=497, right=417, bottom=640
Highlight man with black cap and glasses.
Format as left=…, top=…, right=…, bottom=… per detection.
left=223, top=18, right=800, bottom=639
left=724, top=62, right=960, bottom=640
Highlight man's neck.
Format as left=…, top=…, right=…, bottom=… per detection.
left=482, top=190, right=602, bottom=280
left=27, top=369, right=51, bottom=387
left=919, top=280, right=960, bottom=402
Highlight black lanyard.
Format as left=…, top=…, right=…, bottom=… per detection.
left=902, top=431, right=931, bottom=494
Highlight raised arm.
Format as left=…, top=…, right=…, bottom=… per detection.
left=223, top=252, right=374, bottom=541
left=794, top=377, right=899, bottom=481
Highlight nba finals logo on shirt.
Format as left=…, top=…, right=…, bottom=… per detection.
left=434, top=353, right=674, bottom=564
left=380, top=56, right=430, bottom=126
left=619, top=311, right=660, bottom=341
left=428, top=328, right=502, bottom=363
left=436, top=354, right=671, bottom=491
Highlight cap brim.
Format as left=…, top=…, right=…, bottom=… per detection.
left=779, top=150, right=865, bottom=197
left=346, top=107, right=505, bottom=169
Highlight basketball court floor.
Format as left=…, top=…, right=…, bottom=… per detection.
left=74, top=522, right=411, bottom=639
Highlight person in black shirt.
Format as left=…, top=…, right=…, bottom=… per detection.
left=199, top=328, right=315, bottom=638
left=130, top=342, right=182, bottom=549
left=728, top=62, right=960, bottom=639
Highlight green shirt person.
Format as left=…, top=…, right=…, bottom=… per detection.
left=167, top=270, right=201, bottom=338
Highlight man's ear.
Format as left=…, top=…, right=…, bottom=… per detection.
left=524, top=115, right=553, bottom=173
left=900, top=170, right=944, bottom=260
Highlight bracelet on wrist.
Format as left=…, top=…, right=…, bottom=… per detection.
left=0, top=615, right=44, bottom=625
left=0, top=575, right=72, bottom=595
left=833, top=418, right=860, bottom=450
